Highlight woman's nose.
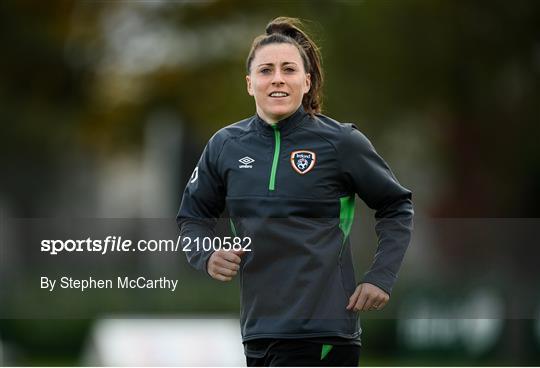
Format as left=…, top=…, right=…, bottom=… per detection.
left=271, top=70, right=284, bottom=84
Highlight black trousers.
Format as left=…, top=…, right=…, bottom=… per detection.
left=246, top=340, right=361, bottom=367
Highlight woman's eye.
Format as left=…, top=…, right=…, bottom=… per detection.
left=260, top=68, right=271, bottom=74
left=284, top=68, right=295, bottom=72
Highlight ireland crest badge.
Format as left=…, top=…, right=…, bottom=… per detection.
left=290, top=150, right=316, bottom=175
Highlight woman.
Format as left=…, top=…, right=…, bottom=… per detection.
left=177, top=17, right=413, bottom=366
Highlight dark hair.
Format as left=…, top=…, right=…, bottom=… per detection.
left=246, top=17, right=323, bottom=116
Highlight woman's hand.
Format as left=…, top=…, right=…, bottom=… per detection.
left=346, top=283, right=389, bottom=312
left=206, top=249, right=244, bottom=282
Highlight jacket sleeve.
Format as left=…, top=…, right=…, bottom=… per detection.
left=339, top=124, right=414, bottom=295
left=176, top=134, right=226, bottom=275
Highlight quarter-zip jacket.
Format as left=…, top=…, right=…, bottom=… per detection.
left=177, top=106, right=413, bottom=342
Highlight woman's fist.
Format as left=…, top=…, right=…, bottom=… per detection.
left=207, top=250, right=244, bottom=281
left=346, top=283, right=390, bottom=312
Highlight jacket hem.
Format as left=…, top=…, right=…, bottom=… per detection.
left=242, top=330, right=361, bottom=343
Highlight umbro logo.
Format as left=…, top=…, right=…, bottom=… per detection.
left=239, top=156, right=255, bottom=168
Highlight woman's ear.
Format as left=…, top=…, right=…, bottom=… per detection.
left=304, top=73, right=311, bottom=94
left=246, top=75, right=254, bottom=96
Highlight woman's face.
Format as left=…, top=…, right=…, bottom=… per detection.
left=246, top=43, right=311, bottom=124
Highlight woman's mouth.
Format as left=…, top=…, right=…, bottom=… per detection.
left=269, top=92, right=289, bottom=98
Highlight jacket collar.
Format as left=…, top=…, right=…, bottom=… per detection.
left=254, top=105, right=308, bottom=136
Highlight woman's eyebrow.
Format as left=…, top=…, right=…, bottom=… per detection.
left=257, top=61, right=299, bottom=67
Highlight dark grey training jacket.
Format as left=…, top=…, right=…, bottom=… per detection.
left=177, top=106, right=413, bottom=342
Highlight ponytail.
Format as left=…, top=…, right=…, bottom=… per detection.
left=246, top=17, right=324, bottom=116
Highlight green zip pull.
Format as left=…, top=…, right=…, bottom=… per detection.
left=229, top=218, right=237, bottom=237
left=269, top=125, right=281, bottom=191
